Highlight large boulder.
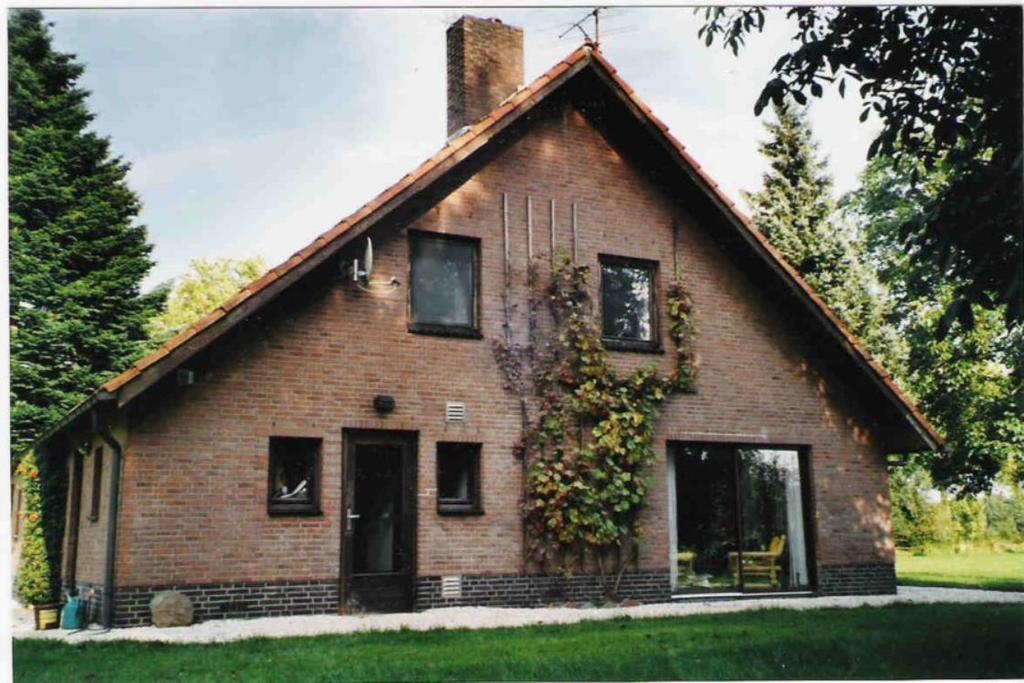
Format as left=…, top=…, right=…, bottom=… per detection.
left=149, top=591, right=193, bottom=627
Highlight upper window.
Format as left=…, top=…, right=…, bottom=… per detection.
left=268, top=437, right=321, bottom=516
left=409, top=232, right=480, bottom=337
left=600, top=255, right=658, bottom=350
left=437, top=442, right=482, bottom=515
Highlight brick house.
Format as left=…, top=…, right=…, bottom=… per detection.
left=34, top=16, right=940, bottom=627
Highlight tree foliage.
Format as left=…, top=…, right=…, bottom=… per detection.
left=844, top=154, right=1024, bottom=493
left=743, top=102, right=903, bottom=371
left=147, top=256, right=266, bottom=343
left=14, top=452, right=53, bottom=605
left=699, top=6, right=1023, bottom=330
left=889, top=461, right=1024, bottom=549
left=8, top=9, right=164, bottom=454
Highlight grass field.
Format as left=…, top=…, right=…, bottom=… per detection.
left=897, top=546, right=1024, bottom=591
left=14, top=604, right=1024, bottom=682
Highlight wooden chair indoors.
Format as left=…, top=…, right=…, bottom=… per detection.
left=728, top=534, right=787, bottom=588
left=676, top=550, right=696, bottom=577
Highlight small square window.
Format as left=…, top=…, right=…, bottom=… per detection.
left=600, top=255, right=658, bottom=351
left=409, top=231, right=481, bottom=337
left=437, top=442, right=482, bottom=515
left=268, top=437, right=321, bottom=516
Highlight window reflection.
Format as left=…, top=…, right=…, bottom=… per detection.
left=600, top=258, right=654, bottom=343
left=410, top=233, right=476, bottom=329
left=673, top=444, right=810, bottom=593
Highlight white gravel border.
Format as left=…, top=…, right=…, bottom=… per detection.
left=13, top=586, right=1024, bottom=645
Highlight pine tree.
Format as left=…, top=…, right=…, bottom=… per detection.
left=8, top=10, right=164, bottom=454
left=743, top=103, right=902, bottom=371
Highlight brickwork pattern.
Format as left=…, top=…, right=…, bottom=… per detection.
left=112, top=580, right=339, bottom=627
left=446, top=16, right=524, bottom=134
left=817, top=563, right=897, bottom=596
left=64, top=88, right=899, bottom=617
left=416, top=572, right=671, bottom=609
left=62, top=433, right=116, bottom=587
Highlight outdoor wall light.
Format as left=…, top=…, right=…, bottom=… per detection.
left=373, top=394, right=396, bottom=414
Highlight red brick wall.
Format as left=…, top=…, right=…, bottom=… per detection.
left=111, top=100, right=893, bottom=590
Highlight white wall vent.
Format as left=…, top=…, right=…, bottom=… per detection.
left=445, top=402, right=467, bottom=422
left=440, top=575, right=463, bottom=599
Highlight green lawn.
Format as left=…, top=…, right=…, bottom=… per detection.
left=14, top=604, right=1024, bottom=681
left=897, top=547, right=1024, bottom=591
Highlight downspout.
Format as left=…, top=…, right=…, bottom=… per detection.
left=93, top=413, right=123, bottom=630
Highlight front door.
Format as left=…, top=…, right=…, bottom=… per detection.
left=341, top=430, right=417, bottom=612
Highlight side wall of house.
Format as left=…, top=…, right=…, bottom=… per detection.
left=111, top=100, right=895, bottom=625
left=60, top=427, right=126, bottom=622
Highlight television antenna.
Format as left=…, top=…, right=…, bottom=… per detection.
left=558, top=7, right=606, bottom=47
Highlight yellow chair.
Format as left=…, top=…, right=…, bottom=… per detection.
left=676, top=550, right=696, bottom=576
left=728, top=535, right=786, bottom=588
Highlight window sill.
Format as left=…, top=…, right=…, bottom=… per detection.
left=409, top=323, right=483, bottom=339
left=437, top=504, right=484, bottom=516
left=268, top=506, right=323, bottom=517
left=603, top=338, right=664, bottom=354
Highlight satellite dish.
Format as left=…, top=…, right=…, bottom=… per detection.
left=350, top=236, right=398, bottom=292
left=363, top=238, right=374, bottom=281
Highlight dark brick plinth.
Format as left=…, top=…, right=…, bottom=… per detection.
left=817, top=563, right=897, bottom=595
left=113, top=579, right=339, bottom=627
left=415, top=571, right=671, bottom=609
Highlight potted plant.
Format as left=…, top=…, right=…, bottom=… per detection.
left=15, top=452, right=61, bottom=630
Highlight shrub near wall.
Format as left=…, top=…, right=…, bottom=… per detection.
left=15, top=452, right=53, bottom=605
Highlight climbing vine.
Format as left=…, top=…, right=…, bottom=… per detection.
left=494, top=254, right=696, bottom=597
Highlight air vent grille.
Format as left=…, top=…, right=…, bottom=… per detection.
left=445, top=402, right=467, bottom=422
left=440, top=575, right=462, bottom=599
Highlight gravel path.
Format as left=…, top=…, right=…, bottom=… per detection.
left=14, top=586, right=1024, bottom=645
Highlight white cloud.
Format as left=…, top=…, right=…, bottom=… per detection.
left=47, top=9, right=889, bottom=289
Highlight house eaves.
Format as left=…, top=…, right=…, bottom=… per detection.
left=33, top=44, right=942, bottom=454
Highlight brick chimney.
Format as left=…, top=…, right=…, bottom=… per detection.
left=446, top=16, right=524, bottom=136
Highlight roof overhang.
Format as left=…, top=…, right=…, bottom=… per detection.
left=33, top=45, right=941, bottom=455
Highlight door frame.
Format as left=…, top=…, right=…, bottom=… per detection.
left=339, top=428, right=418, bottom=612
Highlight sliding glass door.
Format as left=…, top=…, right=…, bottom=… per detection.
left=672, top=443, right=812, bottom=594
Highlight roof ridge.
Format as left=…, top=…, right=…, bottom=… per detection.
left=47, top=43, right=938, bottom=452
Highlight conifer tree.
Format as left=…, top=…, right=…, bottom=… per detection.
left=743, top=103, right=902, bottom=370
left=8, top=10, right=164, bottom=454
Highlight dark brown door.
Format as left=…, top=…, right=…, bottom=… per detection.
left=341, top=430, right=417, bottom=612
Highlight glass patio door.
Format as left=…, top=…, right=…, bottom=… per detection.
left=737, top=448, right=810, bottom=592
left=673, top=444, right=742, bottom=592
left=672, top=443, right=812, bottom=594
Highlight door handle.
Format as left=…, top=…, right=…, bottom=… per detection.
left=346, top=509, right=360, bottom=532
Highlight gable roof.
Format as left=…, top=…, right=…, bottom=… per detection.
left=38, top=45, right=941, bottom=453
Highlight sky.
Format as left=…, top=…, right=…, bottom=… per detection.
left=43, top=7, right=883, bottom=291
